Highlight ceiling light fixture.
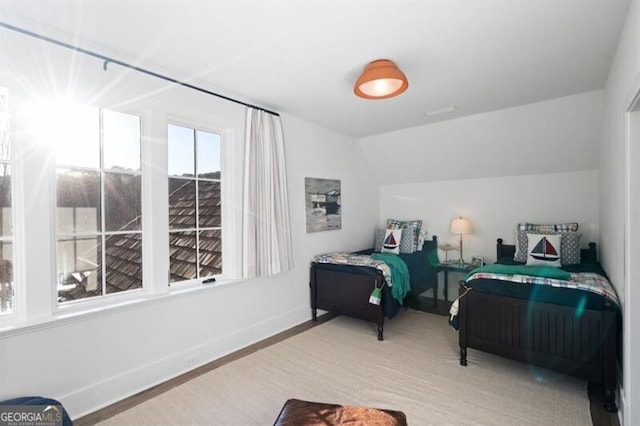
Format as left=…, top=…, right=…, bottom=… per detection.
left=354, top=59, right=408, bottom=100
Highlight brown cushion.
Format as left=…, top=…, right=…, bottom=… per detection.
left=274, top=398, right=407, bottom=426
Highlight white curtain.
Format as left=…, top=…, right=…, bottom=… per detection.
left=242, top=108, right=294, bottom=278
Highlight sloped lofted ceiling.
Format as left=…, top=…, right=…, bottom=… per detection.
left=0, top=1, right=630, bottom=139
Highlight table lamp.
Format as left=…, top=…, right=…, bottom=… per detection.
left=450, top=217, right=472, bottom=264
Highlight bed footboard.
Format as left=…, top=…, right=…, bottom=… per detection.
left=310, top=262, right=385, bottom=340
left=458, top=282, right=618, bottom=412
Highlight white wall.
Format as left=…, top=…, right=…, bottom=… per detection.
left=368, top=89, right=604, bottom=260
left=380, top=171, right=599, bottom=298
left=358, top=90, right=604, bottom=185
left=600, top=1, right=640, bottom=424
left=284, top=115, right=379, bottom=257
left=380, top=171, right=599, bottom=261
left=0, top=31, right=378, bottom=419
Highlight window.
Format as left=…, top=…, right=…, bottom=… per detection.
left=168, top=124, right=221, bottom=283
left=1, top=39, right=242, bottom=331
left=54, top=103, right=142, bottom=303
left=0, top=87, right=13, bottom=315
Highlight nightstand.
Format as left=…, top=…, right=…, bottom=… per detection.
left=436, top=262, right=476, bottom=304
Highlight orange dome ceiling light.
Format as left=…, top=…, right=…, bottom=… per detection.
left=354, top=59, right=409, bottom=100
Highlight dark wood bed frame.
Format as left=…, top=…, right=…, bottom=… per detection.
left=310, top=236, right=438, bottom=341
left=458, top=238, right=619, bottom=412
left=311, top=264, right=386, bottom=340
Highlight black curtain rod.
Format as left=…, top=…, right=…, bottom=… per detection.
left=0, top=21, right=280, bottom=117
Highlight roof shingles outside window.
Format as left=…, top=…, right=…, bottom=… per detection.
left=58, top=176, right=221, bottom=302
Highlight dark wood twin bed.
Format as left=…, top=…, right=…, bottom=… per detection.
left=309, top=235, right=620, bottom=412
left=459, top=238, right=620, bottom=412
left=310, top=236, right=440, bottom=341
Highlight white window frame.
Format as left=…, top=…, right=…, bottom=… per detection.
left=0, top=87, right=15, bottom=318
left=167, top=122, right=225, bottom=287
left=54, top=106, right=144, bottom=307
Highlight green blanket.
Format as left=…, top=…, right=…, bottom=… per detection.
left=371, top=253, right=411, bottom=304
left=466, top=264, right=571, bottom=280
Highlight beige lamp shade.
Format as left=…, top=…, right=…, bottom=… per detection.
left=450, top=217, right=472, bottom=235
left=354, top=59, right=409, bottom=99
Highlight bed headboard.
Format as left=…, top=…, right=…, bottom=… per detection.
left=496, top=238, right=516, bottom=260
left=423, top=234, right=438, bottom=253
left=496, top=238, right=598, bottom=263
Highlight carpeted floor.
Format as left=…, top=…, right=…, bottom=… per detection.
left=98, top=309, right=592, bottom=425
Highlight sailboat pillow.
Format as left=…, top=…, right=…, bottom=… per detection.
left=526, top=233, right=562, bottom=267
left=375, top=228, right=414, bottom=253
left=379, top=228, right=404, bottom=254
left=514, top=222, right=578, bottom=262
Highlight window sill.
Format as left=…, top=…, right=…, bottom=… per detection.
left=0, top=277, right=242, bottom=338
left=168, top=276, right=237, bottom=294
